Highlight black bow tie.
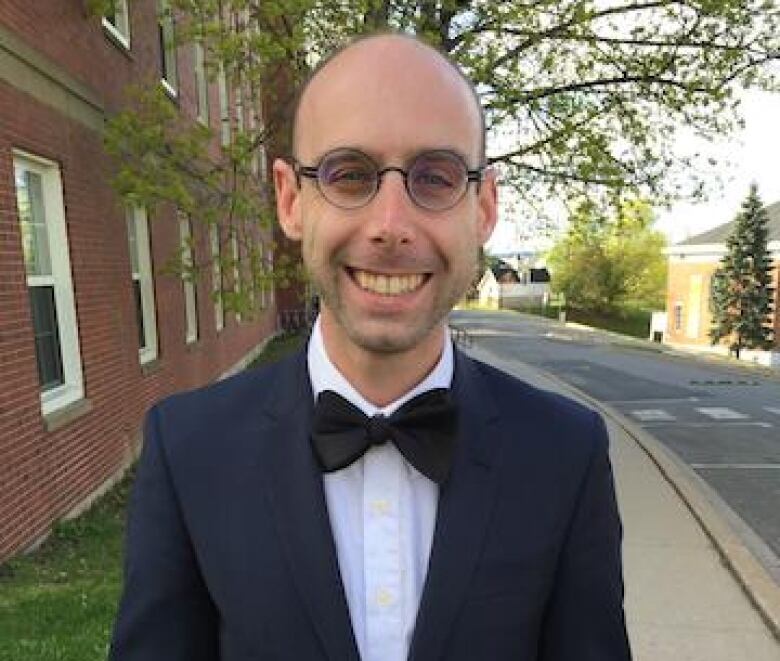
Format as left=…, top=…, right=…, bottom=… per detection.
left=311, top=388, right=458, bottom=484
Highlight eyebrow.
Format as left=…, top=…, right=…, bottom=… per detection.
left=306, top=145, right=477, bottom=167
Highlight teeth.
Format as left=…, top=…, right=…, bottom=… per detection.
left=353, top=270, right=424, bottom=295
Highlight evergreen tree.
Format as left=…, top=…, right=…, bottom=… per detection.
left=709, top=185, right=775, bottom=358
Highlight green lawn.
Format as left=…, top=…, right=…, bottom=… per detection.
left=0, top=331, right=305, bottom=661
left=566, top=307, right=653, bottom=339
left=0, top=476, right=130, bottom=661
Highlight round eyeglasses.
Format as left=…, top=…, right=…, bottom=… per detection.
left=293, top=148, right=485, bottom=211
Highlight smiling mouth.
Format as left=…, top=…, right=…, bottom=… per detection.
left=348, top=268, right=428, bottom=296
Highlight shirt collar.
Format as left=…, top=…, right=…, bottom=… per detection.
left=307, top=315, right=454, bottom=417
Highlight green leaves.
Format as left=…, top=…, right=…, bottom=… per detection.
left=548, top=198, right=667, bottom=314
left=102, top=0, right=779, bottom=312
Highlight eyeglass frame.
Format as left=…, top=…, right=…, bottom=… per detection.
left=291, top=148, right=486, bottom=211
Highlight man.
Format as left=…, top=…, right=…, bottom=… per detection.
left=110, top=33, right=631, bottom=661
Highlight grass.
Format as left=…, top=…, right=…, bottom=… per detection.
left=249, top=330, right=306, bottom=368
left=499, top=302, right=653, bottom=340
left=0, top=477, right=130, bottom=661
left=566, top=307, right=652, bottom=339
left=0, top=331, right=305, bottom=661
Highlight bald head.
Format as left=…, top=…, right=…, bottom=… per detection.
left=292, top=33, right=485, bottom=164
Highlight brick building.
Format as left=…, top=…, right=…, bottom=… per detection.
left=664, top=200, right=780, bottom=367
left=0, top=1, right=281, bottom=559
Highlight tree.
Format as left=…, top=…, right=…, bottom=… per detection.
left=709, top=184, right=775, bottom=358
left=95, top=0, right=779, bottom=313
left=547, top=199, right=667, bottom=313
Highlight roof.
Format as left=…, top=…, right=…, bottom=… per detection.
left=676, top=200, right=780, bottom=246
left=489, top=261, right=520, bottom=281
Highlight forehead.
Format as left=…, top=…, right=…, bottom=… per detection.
left=295, top=37, right=482, bottom=163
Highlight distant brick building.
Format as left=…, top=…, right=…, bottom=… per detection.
left=0, top=1, right=280, bottom=559
left=664, top=200, right=780, bottom=367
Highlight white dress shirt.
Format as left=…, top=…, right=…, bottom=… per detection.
left=307, top=317, right=454, bottom=661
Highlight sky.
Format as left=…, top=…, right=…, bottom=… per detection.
left=655, top=90, right=780, bottom=244
left=486, top=89, right=780, bottom=253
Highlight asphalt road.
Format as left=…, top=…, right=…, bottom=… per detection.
left=450, top=309, right=780, bottom=567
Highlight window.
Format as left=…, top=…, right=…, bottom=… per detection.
left=235, top=85, right=244, bottom=133
left=247, top=107, right=267, bottom=179
left=258, top=240, right=266, bottom=309
left=210, top=224, right=224, bottom=331
left=158, top=0, right=178, bottom=96
left=266, top=245, right=274, bottom=306
left=126, top=208, right=158, bottom=363
left=248, top=110, right=259, bottom=176
left=231, top=232, right=241, bottom=323
left=14, top=151, right=84, bottom=415
left=102, top=0, right=130, bottom=49
left=217, top=65, right=230, bottom=146
left=673, top=303, right=683, bottom=332
left=179, top=213, right=198, bottom=343
left=194, top=42, right=209, bottom=125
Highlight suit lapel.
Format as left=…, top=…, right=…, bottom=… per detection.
left=409, top=351, right=502, bottom=661
left=257, top=350, right=360, bottom=661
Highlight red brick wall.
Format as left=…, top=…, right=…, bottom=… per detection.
left=0, top=1, right=280, bottom=560
left=665, top=257, right=780, bottom=348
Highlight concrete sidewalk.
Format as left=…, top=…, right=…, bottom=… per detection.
left=464, top=342, right=780, bottom=661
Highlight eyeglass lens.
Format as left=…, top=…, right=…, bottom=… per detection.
left=316, top=149, right=469, bottom=210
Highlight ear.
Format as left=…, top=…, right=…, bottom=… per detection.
left=273, top=158, right=303, bottom=241
left=476, top=167, right=498, bottom=245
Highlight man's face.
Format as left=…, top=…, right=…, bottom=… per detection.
left=275, top=37, right=497, bottom=362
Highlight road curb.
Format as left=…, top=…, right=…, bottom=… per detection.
left=463, top=340, right=780, bottom=642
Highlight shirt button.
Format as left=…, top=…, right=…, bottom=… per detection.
left=370, top=499, right=390, bottom=515
left=376, top=587, right=394, bottom=607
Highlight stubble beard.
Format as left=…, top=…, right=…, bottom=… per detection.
left=305, top=247, right=479, bottom=356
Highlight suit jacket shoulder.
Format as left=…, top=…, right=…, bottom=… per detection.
left=456, top=351, right=608, bottom=465
left=149, top=349, right=310, bottom=464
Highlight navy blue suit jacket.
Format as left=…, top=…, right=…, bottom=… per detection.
left=109, top=348, right=631, bottom=660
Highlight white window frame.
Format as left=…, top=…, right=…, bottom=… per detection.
left=179, top=213, right=199, bottom=343
left=231, top=233, right=241, bottom=324
left=127, top=207, right=158, bottom=364
left=248, top=110, right=259, bottom=176
left=14, top=150, right=84, bottom=416
left=217, top=64, right=231, bottom=146
left=267, top=245, right=274, bottom=306
left=194, top=41, right=209, bottom=126
left=102, top=0, right=131, bottom=49
left=257, top=240, right=266, bottom=308
left=210, top=224, right=224, bottom=331
left=158, top=0, right=178, bottom=97
left=247, top=86, right=267, bottom=181
left=235, top=85, right=244, bottom=133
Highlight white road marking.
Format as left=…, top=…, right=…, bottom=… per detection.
left=640, top=422, right=773, bottom=428
left=691, top=463, right=780, bottom=470
left=695, top=407, right=749, bottom=420
left=544, top=332, right=575, bottom=342
left=612, top=397, right=700, bottom=404
left=630, top=409, right=677, bottom=422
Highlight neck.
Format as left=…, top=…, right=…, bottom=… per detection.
left=319, top=316, right=446, bottom=408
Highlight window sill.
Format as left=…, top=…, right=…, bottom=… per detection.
left=43, top=398, right=93, bottom=433
left=140, top=357, right=162, bottom=376
left=101, top=19, right=132, bottom=57
left=160, top=78, right=178, bottom=101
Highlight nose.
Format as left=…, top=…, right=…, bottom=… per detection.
left=365, top=169, right=417, bottom=247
